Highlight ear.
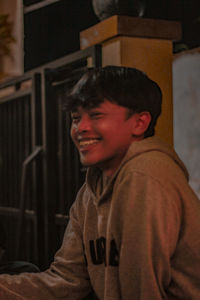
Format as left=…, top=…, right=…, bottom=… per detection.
left=131, top=112, right=151, bottom=137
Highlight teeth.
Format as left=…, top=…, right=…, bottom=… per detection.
left=79, top=140, right=99, bottom=146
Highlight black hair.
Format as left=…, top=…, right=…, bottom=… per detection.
left=65, top=66, right=162, bottom=137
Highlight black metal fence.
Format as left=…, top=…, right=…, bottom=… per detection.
left=0, top=45, right=102, bottom=270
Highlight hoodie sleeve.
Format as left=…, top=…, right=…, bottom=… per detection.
left=0, top=196, right=92, bottom=300
left=112, top=170, right=182, bottom=300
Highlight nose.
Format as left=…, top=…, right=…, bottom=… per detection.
left=75, top=115, right=92, bottom=133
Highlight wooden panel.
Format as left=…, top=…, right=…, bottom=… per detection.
left=102, top=39, right=121, bottom=66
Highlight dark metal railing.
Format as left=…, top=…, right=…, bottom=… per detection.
left=0, top=45, right=102, bottom=269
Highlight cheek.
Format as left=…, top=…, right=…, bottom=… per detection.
left=100, top=121, right=121, bottom=136
left=70, top=126, right=76, bottom=143
left=96, top=121, right=113, bottom=134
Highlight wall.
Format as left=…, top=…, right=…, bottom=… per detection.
left=173, top=49, right=200, bottom=198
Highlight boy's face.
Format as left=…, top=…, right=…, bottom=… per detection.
left=70, top=100, right=141, bottom=177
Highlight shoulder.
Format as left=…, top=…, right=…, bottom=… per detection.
left=118, top=149, right=188, bottom=190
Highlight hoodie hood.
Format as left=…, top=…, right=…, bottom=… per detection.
left=119, top=136, right=189, bottom=180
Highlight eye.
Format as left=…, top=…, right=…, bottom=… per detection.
left=71, top=114, right=81, bottom=123
left=90, top=112, right=103, bottom=119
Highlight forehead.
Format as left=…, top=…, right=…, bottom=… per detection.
left=70, top=100, right=129, bottom=115
left=70, top=99, right=107, bottom=113
left=69, top=95, right=105, bottom=113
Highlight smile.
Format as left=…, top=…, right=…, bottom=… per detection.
left=79, top=139, right=100, bottom=148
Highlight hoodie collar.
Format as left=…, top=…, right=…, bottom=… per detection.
left=85, top=136, right=189, bottom=201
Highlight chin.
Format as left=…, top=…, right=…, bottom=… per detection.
left=81, top=158, right=103, bottom=168
left=81, top=161, right=98, bottom=167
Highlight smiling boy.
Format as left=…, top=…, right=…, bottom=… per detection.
left=70, top=100, right=150, bottom=177
left=0, top=66, right=200, bottom=299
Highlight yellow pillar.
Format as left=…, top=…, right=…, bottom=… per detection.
left=80, top=16, right=181, bottom=145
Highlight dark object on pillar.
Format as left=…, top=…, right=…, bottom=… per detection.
left=92, top=0, right=146, bottom=20
left=92, top=0, right=184, bottom=22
